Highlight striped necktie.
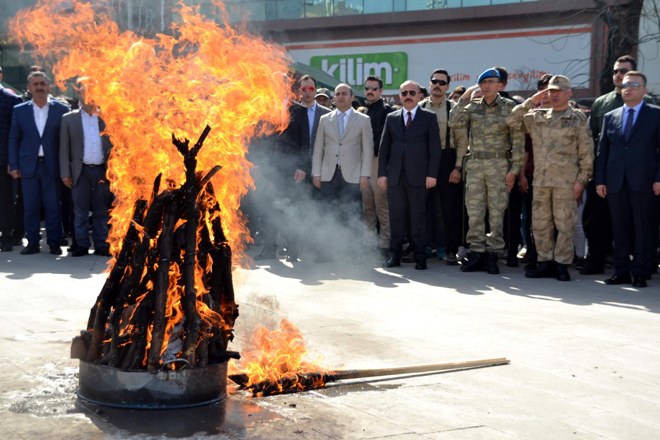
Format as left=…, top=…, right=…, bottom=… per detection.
left=337, top=112, right=345, bottom=138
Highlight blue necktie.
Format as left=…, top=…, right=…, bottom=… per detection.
left=623, top=108, right=634, bottom=141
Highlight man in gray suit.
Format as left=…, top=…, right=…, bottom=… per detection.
left=312, top=83, right=373, bottom=216
left=59, top=81, right=112, bottom=257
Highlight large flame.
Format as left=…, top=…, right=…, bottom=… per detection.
left=230, top=319, right=332, bottom=396
left=8, top=0, right=291, bottom=262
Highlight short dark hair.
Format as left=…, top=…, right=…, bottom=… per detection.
left=493, top=66, right=508, bottom=85
left=298, top=74, right=317, bottom=86
left=615, top=55, right=637, bottom=70
left=430, top=69, right=450, bottom=84
left=537, top=73, right=552, bottom=90
left=365, top=75, right=383, bottom=89
left=27, top=71, right=50, bottom=83
left=624, top=70, right=647, bottom=86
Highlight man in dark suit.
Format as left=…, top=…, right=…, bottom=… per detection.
left=595, top=71, right=660, bottom=288
left=0, top=84, right=23, bottom=252
left=60, top=81, right=112, bottom=257
left=8, top=72, right=69, bottom=255
left=378, top=80, right=441, bottom=270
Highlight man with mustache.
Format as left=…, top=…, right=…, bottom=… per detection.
left=419, top=68, right=462, bottom=265
left=378, top=80, right=441, bottom=270
left=360, top=75, right=393, bottom=261
left=450, top=68, right=523, bottom=274
left=507, top=75, right=593, bottom=281
left=8, top=71, right=69, bottom=255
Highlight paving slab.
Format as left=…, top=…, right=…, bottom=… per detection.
left=1, top=248, right=659, bottom=439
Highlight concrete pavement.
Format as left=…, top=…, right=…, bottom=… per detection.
left=1, top=246, right=659, bottom=439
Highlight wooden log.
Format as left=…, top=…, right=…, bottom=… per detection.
left=148, top=199, right=180, bottom=372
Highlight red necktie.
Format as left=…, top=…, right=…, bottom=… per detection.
left=405, top=111, right=412, bottom=129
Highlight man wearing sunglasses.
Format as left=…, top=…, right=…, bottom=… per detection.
left=449, top=68, right=523, bottom=275
left=595, top=71, right=660, bottom=288
left=360, top=75, right=393, bottom=261
left=378, top=80, right=441, bottom=270
left=419, top=69, right=462, bottom=266
left=582, top=55, right=655, bottom=275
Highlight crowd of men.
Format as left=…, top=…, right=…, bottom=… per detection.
left=1, top=57, right=658, bottom=288
left=0, top=69, right=111, bottom=258
left=251, top=56, right=659, bottom=288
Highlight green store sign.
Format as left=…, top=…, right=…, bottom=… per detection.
left=310, top=52, right=408, bottom=89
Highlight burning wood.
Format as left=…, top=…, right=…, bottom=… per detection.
left=73, top=126, right=240, bottom=372
left=230, top=358, right=511, bottom=397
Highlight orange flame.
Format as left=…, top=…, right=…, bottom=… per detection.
left=231, top=319, right=331, bottom=395
left=9, top=0, right=292, bottom=263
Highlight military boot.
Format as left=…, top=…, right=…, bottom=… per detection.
left=460, top=252, right=485, bottom=272
left=556, top=263, right=571, bottom=281
left=485, top=252, right=500, bottom=274
left=525, top=261, right=556, bottom=278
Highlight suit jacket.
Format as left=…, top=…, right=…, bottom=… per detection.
left=312, top=109, right=374, bottom=184
left=303, top=103, right=330, bottom=164
left=378, top=107, right=442, bottom=187
left=59, top=109, right=112, bottom=185
left=595, top=103, right=660, bottom=193
left=0, top=88, right=22, bottom=166
left=8, top=99, right=69, bottom=179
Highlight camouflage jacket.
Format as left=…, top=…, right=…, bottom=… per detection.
left=449, top=94, right=523, bottom=174
left=507, top=98, right=593, bottom=188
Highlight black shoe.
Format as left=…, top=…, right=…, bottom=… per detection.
left=49, top=243, right=62, bottom=255
left=579, top=258, right=604, bottom=275
left=59, top=237, right=69, bottom=247
left=525, top=261, right=556, bottom=278
left=285, top=253, right=298, bottom=263
left=384, top=256, right=401, bottom=268
left=556, top=264, right=571, bottom=281
left=94, top=245, right=111, bottom=257
left=604, top=273, right=632, bottom=285
left=506, top=253, right=519, bottom=268
left=486, top=252, right=500, bottom=274
left=445, top=252, right=458, bottom=266
left=414, top=259, right=427, bottom=270
left=379, top=248, right=390, bottom=260
left=254, top=245, right=277, bottom=260
left=20, top=244, right=40, bottom=255
left=461, top=252, right=485, bottom=272
left=71, top=247, right=90, bottom=257
left=632, top=277, right=647, bottom=288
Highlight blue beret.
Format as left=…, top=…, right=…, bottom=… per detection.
left=477, top=68, right=500, bottom=83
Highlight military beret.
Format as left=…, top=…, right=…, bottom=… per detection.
left=477, top=68, right=500, bottom=83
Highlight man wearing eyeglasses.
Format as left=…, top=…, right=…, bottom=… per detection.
left=419, top=68, right=462, bottom=266
left=449, top=68, right=523, bottom=275
left=581, top=55, right=655, bottom=275
left=360, top=75, right=393, bottom=261
left=378, top=80, right=441, bottom=270
left=594, top=71, right=660, bottom=288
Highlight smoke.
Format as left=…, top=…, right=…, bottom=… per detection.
left=243, top=135, right=382, bottom=269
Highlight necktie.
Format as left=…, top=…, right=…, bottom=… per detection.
left=623, top=108, right=634, bottom=141
left=337, top=112, right=345, bottom=138
left=406, top=111, right=412, bottom=129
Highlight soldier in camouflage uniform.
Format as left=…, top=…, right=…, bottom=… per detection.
left=449, top=68, right=523, bottom=274
left=507, top=75, right=593, bottom=281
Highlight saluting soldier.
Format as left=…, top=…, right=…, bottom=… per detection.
left=507, top=75, right=593, bottom=281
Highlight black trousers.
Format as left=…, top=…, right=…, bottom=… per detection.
left=0, top=170, right=24, bottom=246
left=583, top=180, right=613, bottom=262
left=388, top=170, right=427, bottom=261
left=607, top=186, right=656, bottom=278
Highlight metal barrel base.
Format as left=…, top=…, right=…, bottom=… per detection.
left=78, top=360, right=228, bottom=409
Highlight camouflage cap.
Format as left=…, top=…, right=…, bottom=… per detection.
left=547, top=75, right=571, bottom=91
left=315, top=88, right=332, bottom=98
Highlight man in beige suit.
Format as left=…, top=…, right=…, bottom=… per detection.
left=312, top=83, right=373, bottom=220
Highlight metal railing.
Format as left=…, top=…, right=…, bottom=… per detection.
left=224, top=0, right=537, bottom=21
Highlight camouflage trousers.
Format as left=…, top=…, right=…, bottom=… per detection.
left=532, top=186, right=577, bottom=265
left=464, top=158, right=509, bottom=252
left=362, top=156, right=390, bottom=249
